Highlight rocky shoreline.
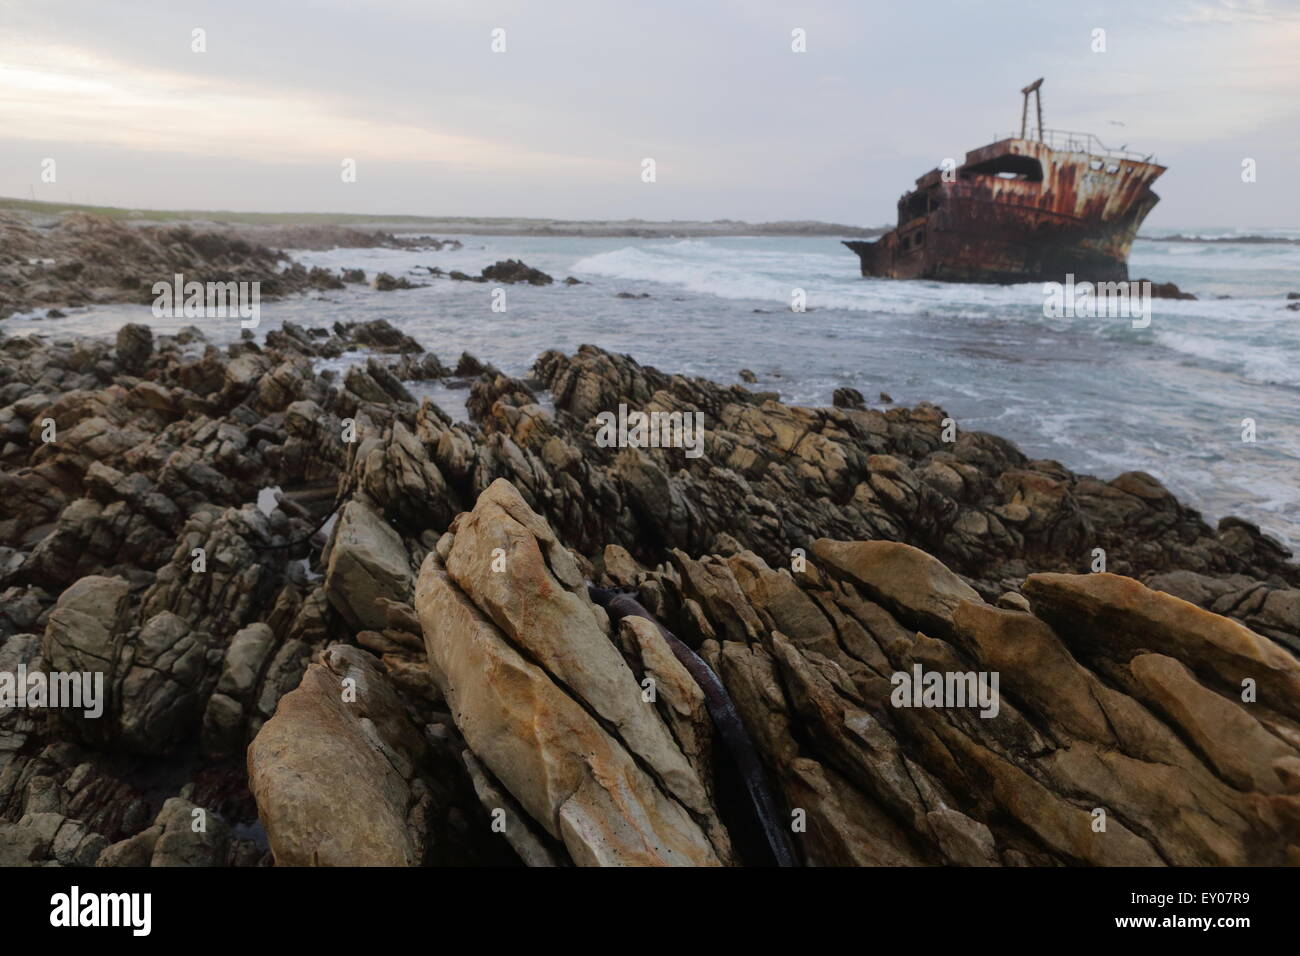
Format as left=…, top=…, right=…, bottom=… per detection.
left=0, top=214, right=472, bottom=320
left=0, top=313, right=1297, bottom=867
left=0, top=214, right=581, bottom=321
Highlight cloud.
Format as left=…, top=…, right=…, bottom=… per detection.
left=0, top=38, right=619, bottom=176
left=0, top=1, right=1297, bottom=226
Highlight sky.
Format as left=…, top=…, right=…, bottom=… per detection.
left=1, top=0, right=1297, bottom=228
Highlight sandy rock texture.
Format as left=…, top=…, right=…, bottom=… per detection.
left=0, top=309, right=1294, bottom=867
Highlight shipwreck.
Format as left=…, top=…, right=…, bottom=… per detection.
left=844, top=79, right=1165, bottom=283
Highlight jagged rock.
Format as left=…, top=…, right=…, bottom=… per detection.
left=115, top=611, right=222, bottom=753
left=1129, top=653, right=1295, bottom=793
left=41, top=575, right=131, bottom=744
left=1025, top=572, right=1300, bottom=720
left=453, top=352, right=491, bottom=377
left=114, top=323, right=154, bottom=374
left=322, top=500, right=414, bottom=631
left=1134, top=278, right=1197, bottom=301
left=466, top=373, right=537, bottom=423
left=97, top=824, right=161, bottom=867
left=479, top=260, right=553, bottom=286
left=149, top=796, right=231, bottom=866
left=3, top=302, right=1299, bottom=870
left=247, top=645, right=433, bottom=866
left=38, top=575, right=225, bottom=754
left=10, top=811, right=108, bottom=865
left=522, top=345, right=1297, bottom=616
left=655, top=542, right=1300, bottom=865
left=142, top=506, right=286, bottom=642
left=372, top=272, right=420, bottom=291
left=0, top=213, right=338, bottom=319
left=415, top=479, right=729, bottom=866
left=813, top=539, right=980, bottom=639
left=332, top=319, right=423, bottom=354
left=833, top=387, right=865, bottom=409
left=344, top=359, right=416, bottom=405
left=200, top=622, right=278, bottom=754
left=0, top=820, right=47, bottom=865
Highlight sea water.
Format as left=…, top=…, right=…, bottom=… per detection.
left=32, top=229, right=1300, bottom=550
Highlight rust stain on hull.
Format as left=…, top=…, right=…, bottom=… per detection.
left=845, top=93, right=1165, bottom=284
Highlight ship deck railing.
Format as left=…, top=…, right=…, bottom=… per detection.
left=991, top=129, right=1155, bottom=164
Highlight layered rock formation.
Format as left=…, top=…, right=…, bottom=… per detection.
left=0, top=313, right=1295, bottom=866
left=409, top=478, right=1300, bottom=866
left=414, top=480, right=730, bottom=866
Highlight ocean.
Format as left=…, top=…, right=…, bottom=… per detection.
left=31, top=229, right=1300, bottom=551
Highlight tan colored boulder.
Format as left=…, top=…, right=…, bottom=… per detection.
left=247, top=645, right=428, bottom=866
left=442, top=479, right=715, bottom=819
left=417, top=552, right=722, bottom=866
left=1130, top=653, right=1298, bottom=793
left=615, top=615, right=715, bottom=794
left=415, top=479, right=728, bottom=866
left=1025, top=572, right=1300, bottom=721
left=951, top=599, right=1114, bottom=744
left=813, top=538, right=979, bottom=638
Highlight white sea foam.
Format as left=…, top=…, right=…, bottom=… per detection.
left=38, top=231, right=1300, bottom=548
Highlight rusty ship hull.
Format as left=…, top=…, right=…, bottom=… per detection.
left=845, top=136, right=1165, bottom=284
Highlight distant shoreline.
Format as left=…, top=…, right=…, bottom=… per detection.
left=0, top=196, right=884, bottom=238
left=8, top=197, right=1296, bottom=244
left=1138, top=233, right=1300, bottom=246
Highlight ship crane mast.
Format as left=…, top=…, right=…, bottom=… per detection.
left=1020, top=77, right=1044, bottom=141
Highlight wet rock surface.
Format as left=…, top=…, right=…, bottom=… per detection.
left=449, top=259, right=554, bottom=285
left=0, top=214, right=433, bottom=319
left=0, top=312, right=1296, bottom=867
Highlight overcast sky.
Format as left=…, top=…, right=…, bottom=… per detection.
left=1, top=0, right=1297, bottom=228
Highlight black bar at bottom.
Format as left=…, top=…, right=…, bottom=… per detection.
left=3, top=865, right=1281, bottom=941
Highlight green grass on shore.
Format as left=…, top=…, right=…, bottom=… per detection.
left=0, top=195, right=467, bottom=226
